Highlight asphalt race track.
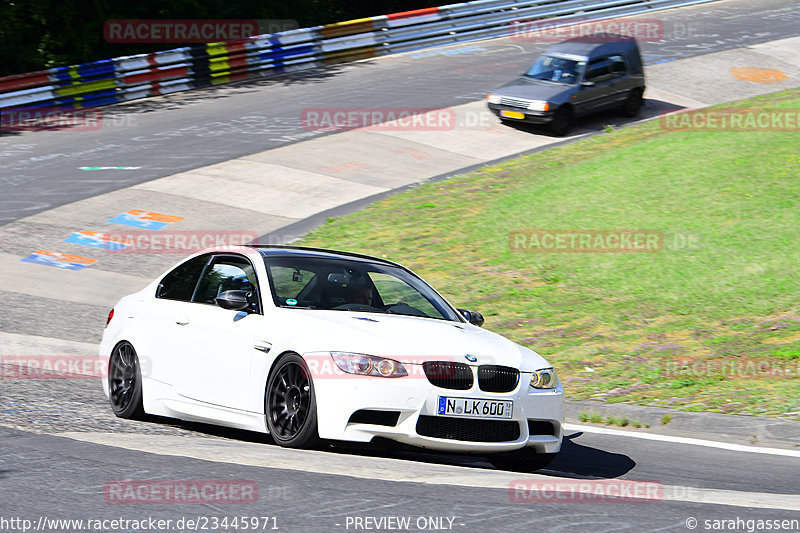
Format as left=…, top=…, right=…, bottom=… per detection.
left=1, top=0, right=799, bottom=224
left=1, top=0, right=800, bottom=531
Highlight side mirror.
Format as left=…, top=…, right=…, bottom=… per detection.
left=581, top=80, right=595, bottom=88
left=458, top=308, right=485, bottom=327
left=216, top=290, right=251, bottom=311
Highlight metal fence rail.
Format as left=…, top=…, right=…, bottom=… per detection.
left=0, top=0, right=718, bottom=113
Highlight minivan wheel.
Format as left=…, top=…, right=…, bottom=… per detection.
left=622, top=89, right=643, bottom=117
left=550, top=107, right=572, bottom=136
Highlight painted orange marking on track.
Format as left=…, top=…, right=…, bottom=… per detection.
left=730, top=67, right=788, bottom=84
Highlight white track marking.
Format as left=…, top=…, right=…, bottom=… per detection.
left=565, top=424, right=800, bottom=458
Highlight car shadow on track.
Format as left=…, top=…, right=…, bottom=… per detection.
left=350, top=431, right=636, bottom=479
left=543, top=432, right=636, bottom=479
left=497, top=98, right=686, bottom=137
left=147, top=415, right=634, bottom=479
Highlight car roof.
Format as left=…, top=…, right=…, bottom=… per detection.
left=544, top=36, right=638, bottom=60
left=245, top=244, right=405, bottom=269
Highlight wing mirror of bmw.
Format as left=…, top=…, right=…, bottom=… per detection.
left=458, top=308, right=485, bottom=327
left=216, top=290, right=253, bottom=311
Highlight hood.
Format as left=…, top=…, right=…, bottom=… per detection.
left=271, top=309, right=550, bottom=372
left=492, top=77, right=575, bottom=103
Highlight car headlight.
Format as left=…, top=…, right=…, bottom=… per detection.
left=487, top=94, right=501, bottom=104
left=531, top=368, right=559, bottom=389
left=330, top=352, right=408, bottom=378
left=527, top=100, right=550, bottom=112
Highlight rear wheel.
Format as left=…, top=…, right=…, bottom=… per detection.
left=265, top=354, right=320, bottom=448
left=621, top=89, right=643, bottom=117
left=550, top=107, right=573, bottom=136
left=108, top=342, right=144, bottom=419
left=488, top=448, right=557, bottom=472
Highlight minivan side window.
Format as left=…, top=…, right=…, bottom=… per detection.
left=157, top=255, right=210, bottom=301
left=609, top=55, right=628, bottom=77
left=585, top=58, right=612, bottom=82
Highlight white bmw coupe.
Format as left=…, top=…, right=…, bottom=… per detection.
left=101, top=246, right=564, bottom=470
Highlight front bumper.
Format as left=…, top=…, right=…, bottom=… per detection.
left=487, top=103, right=555, bottom=125
left=310, top=360, right=564, bottom=454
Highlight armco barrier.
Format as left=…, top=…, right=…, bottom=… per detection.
left=0, top=0, right=718, bottom=114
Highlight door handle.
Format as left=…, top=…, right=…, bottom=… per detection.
left=176, top=318, right=189, bottom=325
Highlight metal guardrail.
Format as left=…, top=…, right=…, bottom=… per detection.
left=0, top=0, right=718, bottom=113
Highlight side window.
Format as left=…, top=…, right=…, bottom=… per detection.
left=585, top=58, right=611, bottom=82
left=192, top=256, right=259, bottom=308
left=609, top=55, right=627, bottom=77
left=269, top=266, right=317, bottom=303
left=157, top=255, right=209, bottom=301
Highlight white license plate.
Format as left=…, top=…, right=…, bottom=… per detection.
left=437, top=397, right=513, bottom=419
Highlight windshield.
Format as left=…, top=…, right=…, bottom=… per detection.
left=524, top=55, right=584, bottom=84
left=263, top=255, right=461, bottom=321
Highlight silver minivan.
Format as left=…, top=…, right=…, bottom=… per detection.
left=487, top=36, right=646, bottom=136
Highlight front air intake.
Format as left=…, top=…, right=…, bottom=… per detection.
left=416, top=415, right=521, bottom=442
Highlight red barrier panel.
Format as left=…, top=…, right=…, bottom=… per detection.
left=0, top=70, right=52, bottom=92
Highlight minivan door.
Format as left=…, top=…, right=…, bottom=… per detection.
left=576, top=58, right=615, bottom=114
left=607, top=54, right=634, bottom=106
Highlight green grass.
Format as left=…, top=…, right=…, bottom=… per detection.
left=300, top=88, right=800, bottom=418
left=578, top=412, right=649, bottom=428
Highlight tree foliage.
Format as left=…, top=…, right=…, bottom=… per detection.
left=0, top=0, right=442, bottom=76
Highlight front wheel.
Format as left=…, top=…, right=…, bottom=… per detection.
left=265, top=354, right=320, bottom=448
left=488, top=448, right=557, bottom=472
left=550, top=107, right=573, bottom=136
left=108, top=341, right=145, bottom=419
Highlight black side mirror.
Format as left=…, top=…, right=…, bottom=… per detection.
left=216, top=290, right=251, bottom=311
left=458, top=308, right=485, bottom=327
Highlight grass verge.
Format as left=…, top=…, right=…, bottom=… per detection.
left=300, top=89, right=800, bottom=418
